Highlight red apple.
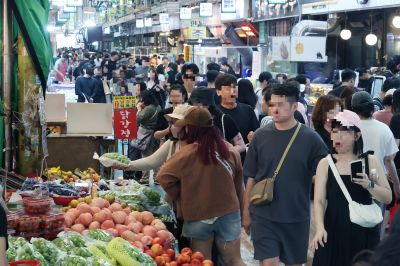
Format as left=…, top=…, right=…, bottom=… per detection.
left=170, top=262, right=179, bottom=266
left=162, top=254, right=172, bottom=263
left=151, top=244, right=164, bottom=256
left=165, top=249, right=176, bottom=261
left=192, top=252, right=204, bottom=262
left=182, top=264, right=191, bottom=266
left=155, top=256, right=166, bottom=266
left=151, top=237, right=165, bottom=246
left=177, top=254, right=191, bottom=265
left=181, top=247, right=193, bottom=257
left=143, top=245, right=150, bottom=251
left=191, top=259, right=202, bottom=266
left=202, top=260, right=214, bottom=266
left=144, top=250, right=158, bottom=260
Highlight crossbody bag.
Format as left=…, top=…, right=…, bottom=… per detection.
left=327, top=154, right=382, bottom=228
left=131, top=108, right=158, bottom=151
left=250, top=123, right=301, bottom=206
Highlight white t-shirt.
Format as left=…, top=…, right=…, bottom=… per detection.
left=94, top=58, right=102, bottom=67
left=361, top=119, right=399, bottom=173
left=158, top=74, right=165, bottom=82
left=255, top=87, right=263, bottom=115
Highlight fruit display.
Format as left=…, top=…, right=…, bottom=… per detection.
left=91, top=256, right=115, bottom=266
left=101, top=153, right=131, bottom=166
left=19, top=178, right=41, bottom=191
left=16, top=214, right=41, bottom=231
left=6, top=209, right=21, bottom=230
left=85, top=229, right=115, bottom=242
left=15, top=242, right=51, bottom=266
left=72, top=247, right=93, bottom=258
left=309, top=85, right=333, bottom=105
left=31, top=237, right=64, bottom=264
left=23, top=196, right=53, bottom=214
left=40, top=211, right=66, bottom=229
left=59, top=255, right=87, bottom=266
left=53, top=237, right=73, bottom=254
left=42, top=226, right=66, bottom=240
left=6, top=245, right=17, bottom=262
left=58, top=231, right=87, bottom=247
left=15, top=230, right=42, bottom=241
left=106, top=237, right=156, bottom=266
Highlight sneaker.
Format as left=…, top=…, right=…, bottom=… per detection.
left=139, top=179, right=149, bottom=186
left=153, top=179, right=160, bottom=185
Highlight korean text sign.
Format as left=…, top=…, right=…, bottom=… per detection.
left=114, top=109, right=137, bottom=139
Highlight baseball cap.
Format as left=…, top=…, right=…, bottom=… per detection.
left=121, top=58, right=128, bottom=63
left=188, top=87, right=216, bottom=106
left=62, top=54, right=69, bottom=59
left=175, top=107, right=214, bottom=128
left=164, top=104, right=193, bottom=121
left=386, top=88, right=396, bottom=97
left=82, top=62, right=93, bottom=69
left=351, top=91, right=373, bottom=108
left=334, top=110, right=362, bottom=131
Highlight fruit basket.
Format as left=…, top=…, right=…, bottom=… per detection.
left=9, top=260, right=42, bottom=266
left=51, top=193, right=84, bottom=206
left=23, top=196, right=53, bottom=214
left=42, top=226, right=65, bottom=240
left=15, top=230, right=41, bottom=241
left=7, top=209, right=21, bottom=230
left=17, top=215, right=42, bottom=231
left=39, top=211, right=65, bottom=229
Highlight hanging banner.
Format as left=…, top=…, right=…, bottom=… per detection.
left=184, top=45, right=191, bottom=62
left=114, top=109, right=137, bottom=139
left=259, top=21, right=266, bottom=43
left=188, top=19, right=206, bottom=40
left=160, top=13, right=169, bottom=24
left=272, top=36, right=290, bottom=61
left=145, top=17, right=152, bottom=27
left=180, top=7, right=191, bottom=20
left=152, top=16, right=160, bottom=26
left=221, top=0, right=235, bottom=13
left=200, top=3, right=213, bottom=17
left=136, top=19, right=144, bottom=28
left=67, top=0, right=83, bottom=7
left=290, top=36, right=327, bottom=62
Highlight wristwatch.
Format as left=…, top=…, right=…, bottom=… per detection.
left=366, top=181, right=374, bottom=191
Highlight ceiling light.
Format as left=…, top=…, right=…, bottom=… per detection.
left=366, top=12, right=377, bottom=46
left=340, top=14, right=351, bottom=40
left=241, top=26, right=250, bottom=31
left=393, top=16, right=400, bottom=28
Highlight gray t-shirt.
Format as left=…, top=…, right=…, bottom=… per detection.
left=243, top=122, right=328, bottom=223
left=54, top=59, right=68, bottom=81
left=135, top=66, right=149, bottom=83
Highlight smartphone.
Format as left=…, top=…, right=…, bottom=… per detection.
left=350, top=160, right=363, bottom=182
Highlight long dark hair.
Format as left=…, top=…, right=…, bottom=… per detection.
left=185, top=125, right=230, bottom=166
left=392, top=89, right=400, bottom=115
left=330, top=120, right=363, bottom=157
left=146, top=69, right=159, bottom=83
left=237, top=79, right=258, bottom=109
left=139, top=90, right=159, bottom=106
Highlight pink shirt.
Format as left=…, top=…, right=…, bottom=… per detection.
left=297, top=102, right=309, bottom=126
left=373, top=110, right=393, bottom=127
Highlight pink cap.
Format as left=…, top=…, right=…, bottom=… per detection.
left=334, top=110, right=362, bottom=131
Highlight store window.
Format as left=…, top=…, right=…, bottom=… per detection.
left=386, top=11, right=400, bottom=62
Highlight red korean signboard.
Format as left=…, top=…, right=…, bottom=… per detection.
left=114, top=109, right=137, bottom=139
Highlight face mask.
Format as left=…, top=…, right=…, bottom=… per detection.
left=135, top=63, right=139, bottom=67
left=170, top=125, right=182, bottom=138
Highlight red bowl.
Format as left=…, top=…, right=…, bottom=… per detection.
left=51, top=195, right=80, bottom=206
left=9, top=260, right=41, bottom=266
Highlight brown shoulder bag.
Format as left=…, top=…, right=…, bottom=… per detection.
left=250, top=123, right=301, bottom=206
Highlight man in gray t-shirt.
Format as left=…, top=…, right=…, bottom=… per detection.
left=54, top=54, right=69, bottom=82
left=242, top=83, right=327, bottom=266
left=135, top=57, right=150, bottom=83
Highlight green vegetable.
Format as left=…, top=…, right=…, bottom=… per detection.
left=59, top=255, right=86, bottom=266
left=32, top=238, right=60, bottom=264
left=86, top=229, right=114, bottom=242
left=53, top=238, right=72, bottom=254
left=6, top=246, right=17, bottom=262
left=103, top=153, right=130, bottom=165
left=67, top=232, right=86, bottom=247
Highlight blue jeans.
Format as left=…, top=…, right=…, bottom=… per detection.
left=243, top=175, right=248, bottom=188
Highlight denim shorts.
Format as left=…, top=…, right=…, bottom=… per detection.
left=182, top=210, right=241, bottom=242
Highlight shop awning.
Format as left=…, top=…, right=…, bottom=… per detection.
left=10, top=0, right=52, bottom=91
left=208, top=25, right=227, bottom=38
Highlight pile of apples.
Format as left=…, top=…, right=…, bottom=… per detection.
left=64, top=197, right=174, bottom=245
left=143, top=244, right=213, bottom=266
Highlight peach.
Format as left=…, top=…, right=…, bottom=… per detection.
left=141, top=235, right=153, bottom=245
left=103, top=200, right=110, bottom=208
left=71, top=224, right=85, bottom=234
left=91, top=198, right=105, bottom=208
left=91, top=207, right=101, bottom=215
left=96, top=210, right=108, bottom=223
left=67, top=208, right=78, bottom=216
left=110, top=203, right=122, bottom=213
left=166, top=232, right=174, bottom=242
left=77, top=202, right=88, bottom=210
left=154, top=222, right=166, bottom=231
left=80, top=213, right=93, bottom=227
left=125, top=216, right=137, bottom=225
left=78, top=204, right=91, bottom=217
left=128, top=222, right=141, bottom=234
left=137, top=233, right=144, bottom=239
left=156, top=230, right=169, bottom=242
left=64, top=228, right=71, bottom=232
left=116, top=225, right=130, bottom=237
left=143, top=225, right=157, bottom=238
left=151, top=219, right=163, bottom=226
left=122, top=208, right=131, bottom=216
left=112, top=211, right=127, bottom=224
left=65, top=216, right=73, bottom=228
left=101, top=220, right=115, bottom=230
left=129, top=211, right=143, bottom=223
left=74, top=218, right=81, bottom=225
left=66, top=212, right=76, bottom=223
left=89, top=221, right=101, bottom=230
left=141, top=211, right=154, bottom=225
left=106, top=228, right=118, bottom=238
left=121, top=230, right=137, bottom=242
left=137, top=221, right=144, bottom=231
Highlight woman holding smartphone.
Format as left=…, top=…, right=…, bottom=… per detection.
left=311, top=110, right=392, bottom=266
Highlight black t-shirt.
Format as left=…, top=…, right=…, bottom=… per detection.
left=155, top=107, right=173, bottom=140
left=105, top=59, right=117, bottom=80
left=389, top=115, right=400, bottom=169
left=0, top=204, right=8, bottom=250
left=328, top=85, right=347, bottom=98
left=209, top=87, right=221, bottom=106
left=213, top=112, right=240, bottom=143
left=73, top=59, right=89, bottom=79
left=381, top=71, right=394, bottom=79
left=218, top=102, right=259, bottom=164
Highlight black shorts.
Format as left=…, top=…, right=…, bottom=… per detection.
left=252, top=214, right=309, bottom=265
